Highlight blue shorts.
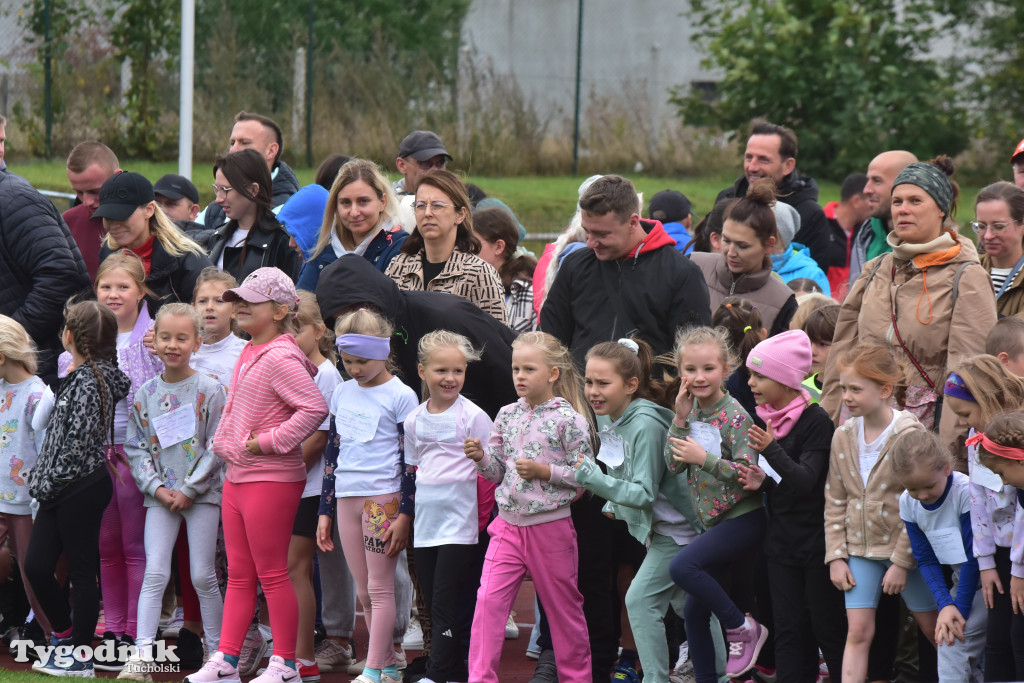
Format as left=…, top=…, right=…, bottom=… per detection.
left=843, top=556, right=936, bottom=612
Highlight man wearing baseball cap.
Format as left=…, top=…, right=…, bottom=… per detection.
left=392, top=130, right=451, bottom=196
left=647, top=189, right=693, bottom=254
left=1011, top=138, right=1024, bottom=189
left=153, top=173, right=200, bottom=223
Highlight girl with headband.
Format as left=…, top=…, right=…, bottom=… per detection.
left=191, top=267, right=329, bottom=683
left=316, top=308, right=418, bottom=683
left=943, top=356, right=1024, bottom=680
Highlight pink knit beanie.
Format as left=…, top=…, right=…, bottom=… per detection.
left=745, top=330, right=812, bottom=390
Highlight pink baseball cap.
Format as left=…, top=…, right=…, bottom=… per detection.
left=223, top=267, right=299, bottom=307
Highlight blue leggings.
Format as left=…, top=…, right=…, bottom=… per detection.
left=670, top=509, right=766, bottom=683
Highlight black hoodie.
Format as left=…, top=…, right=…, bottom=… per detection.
left=316, top=254, right=517, bottom=419
left=716, top=171, right=839, bottom=272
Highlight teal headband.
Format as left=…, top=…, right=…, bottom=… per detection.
left=893, top=162, right=953, bottom=217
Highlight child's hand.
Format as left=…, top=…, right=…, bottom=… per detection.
left=246, top=432, right=263, bottom=455
left=881, top=564, right=907, bottom=595
left=980, top=568, right=1004, bottom=609
left=1012, top=576, right=1024, bottom=615
left=668, top=436, right=707, bottom=467
left=515, top=459, right=551, bottom=481
left=383, top=513, right=410, bottom=558
left=170, top=490, right=194, bottom=513
left=747, top=421, right=775, bottom=452
left=673, top=378, right=693, bottom=427
left=829, top=559, right=856, bottom=591
left=934, top=605, right=966, bottom=646
left=154, top=486, right=175, bottom=509
left=464, top=437, right=484, bottom=462
left=736, top=463, right=766, bottom=491
left=316, top=515, right=334, bottom=552
left=143, top=326, right=158, bottom=356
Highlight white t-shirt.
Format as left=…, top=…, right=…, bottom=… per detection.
left=113, top=331, right=132, bottom=443
left=191, top=334, right=247, bottom=391
left=330, top=376, right=418, bottom=498
left=217, top=227, right=250, bottom=270
left=652, top=493, right=699, bottom=546
left=405, top=395, right=493, bottom=546
left=303, top=359, right=343, bottom=498
left=856, top=409, right=902, bottom=486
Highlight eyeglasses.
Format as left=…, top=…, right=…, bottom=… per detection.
left=413, top=201, right=455, bottom=213
left=412, top=158, right=447, bottom=170
left=971, top=220, right=1019, bottom=235
left=212, top=184, right=234, bottom=197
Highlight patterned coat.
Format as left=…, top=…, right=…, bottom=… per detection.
left=385, top=248, right=508, bottom=325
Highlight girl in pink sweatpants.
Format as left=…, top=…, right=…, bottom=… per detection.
left=463, top=332, right=596, bottom=683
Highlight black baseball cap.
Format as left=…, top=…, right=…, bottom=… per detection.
left=397, top=130, right=452, bottom=163
left=153, top=173, right=199, bottom=204
left=92, top=171, right=156, bottom=221
left=648, top=190, right=692, bottom=224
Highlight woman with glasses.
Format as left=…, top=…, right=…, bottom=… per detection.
left=822, top=157, right=996, bottom=458
left=295, top=159, right=408, bottom=292
left=207, top=149, right=300, bottom=282
left=974, top=181, right=1024, bottom=318
left=385, top=170, right=507, bottom=324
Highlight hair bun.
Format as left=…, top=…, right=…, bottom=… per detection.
left=929, top=155, right=955, bottom=178
left=745, top=177, right=777, bottom=206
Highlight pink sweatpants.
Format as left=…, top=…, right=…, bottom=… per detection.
left=469, top=516, right=590, bottom=683
left=220, top=479, right=303, bottom=660
left=0, top=513, right=51, bottom=633
left=99, top=450, right=146, bottom=638
left=336, top=493, right=401, bottom=670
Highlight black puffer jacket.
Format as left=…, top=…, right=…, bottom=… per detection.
left=99, top=239, right=213, bottom=315
left=716, top=171, right=840, bottom=272
left=207, top=215, right=301, bottom=283
left=316, top=254, right=517, bottom=419
left=0, top=170, right=90, bottom=385
left=202, top=160, right=300, bottom=229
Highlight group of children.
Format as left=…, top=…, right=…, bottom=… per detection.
left=3, top=248, right=1024, bottom=683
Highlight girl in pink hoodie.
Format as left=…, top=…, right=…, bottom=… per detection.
left=189, top=268, right=328, bottom=683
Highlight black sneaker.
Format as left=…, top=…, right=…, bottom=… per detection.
left=529, top=649, right=558, bottom=683
left=176, top=628, right=205, bottom=670
left=94, top=632, right=127, bottom=672
left=10, top=619, right=45, bottom=660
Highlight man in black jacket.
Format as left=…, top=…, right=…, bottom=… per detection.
left=0, top=170, right=90, bottom=385
left=541, top=174, right=712, bottom=371
left=200, top=111, right=300, bottom=228
left=716, top=118, right=837, bottom=272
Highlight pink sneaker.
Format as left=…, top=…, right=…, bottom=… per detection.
left=724, top=615, right=768, bottom=679
left=185, top=652, right=241, bottom=683
left=251, top=656, right=300, bottom=683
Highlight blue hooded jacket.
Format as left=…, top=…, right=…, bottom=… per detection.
left=771, top=242, right=831, bottom=296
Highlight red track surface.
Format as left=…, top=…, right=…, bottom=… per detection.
left=0, top=582, right=540, bottom=682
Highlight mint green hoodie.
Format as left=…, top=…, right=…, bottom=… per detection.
left=575, top=399, right=703, bottom=544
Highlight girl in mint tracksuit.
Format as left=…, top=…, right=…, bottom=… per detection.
left=573, top=338, right=725, bottom=683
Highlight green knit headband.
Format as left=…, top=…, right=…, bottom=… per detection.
left=892, top=162, right=953, bottom=216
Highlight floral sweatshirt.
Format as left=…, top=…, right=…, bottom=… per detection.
left=664, top=393, right=762, bottom=528
left=476, top=397, right=594, bottom=527
left=125, top=372, right=226, bottom=506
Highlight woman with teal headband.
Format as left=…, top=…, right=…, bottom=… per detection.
left=821, top=156, right=996, bottom=463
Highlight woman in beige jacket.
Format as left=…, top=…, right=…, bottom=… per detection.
left=821, top=157, right=997, bottom=463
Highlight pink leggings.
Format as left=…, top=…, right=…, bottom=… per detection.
left=336, top=493, right=401, bottom=670
left=99, top=450, right=146, bottom=638
left=220, top=479, right=303, bottom=660
left=0, top=513, right=51, bottom=634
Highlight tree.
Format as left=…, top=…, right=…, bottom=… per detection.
left=672, top=0, right=969, bottom=179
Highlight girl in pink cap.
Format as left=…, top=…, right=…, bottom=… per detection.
left=188, top=267, right=328, bottom=683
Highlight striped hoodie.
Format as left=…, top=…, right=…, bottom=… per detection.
left=212, top=333, right=328, bottom=483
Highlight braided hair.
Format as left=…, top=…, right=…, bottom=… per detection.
left=63, top=301, right=119, bottom=457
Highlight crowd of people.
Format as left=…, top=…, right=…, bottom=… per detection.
left=2, top=109, right=1024, bottom=683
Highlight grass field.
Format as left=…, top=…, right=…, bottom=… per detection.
left=14, top=158, right=984, bottom=247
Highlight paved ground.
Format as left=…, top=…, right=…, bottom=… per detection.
left=0, top=582, right=540, bottom=682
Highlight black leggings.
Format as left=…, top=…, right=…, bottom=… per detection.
left=984, top=546, right=1024, bottom=681
left=416, top=543, right=479, bottom=681
left=25, top=473, right=112, bottom=647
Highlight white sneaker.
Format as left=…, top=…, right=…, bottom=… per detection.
left=313, top=639, right=353, bottom=672
left=258, top=623, right=275, bottom=658
left=160, top=607, right=184, bottom=638
left=505, top=612, right=519, bottom=640
left=116, top=655, right=153, bottom=682
left=401, top=617, right=423, bottom=650
left=347, top=651, right=406, bottom=675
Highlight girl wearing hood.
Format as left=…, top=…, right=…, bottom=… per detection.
left=573, top=337, right=725, bottom=683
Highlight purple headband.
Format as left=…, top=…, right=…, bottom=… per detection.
left=336, top=333, right=391, bottom=361
left=944, top=372, right=975, bottom=402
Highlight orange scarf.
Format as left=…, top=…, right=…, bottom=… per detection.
left=908, top=230, right=962, bottom=325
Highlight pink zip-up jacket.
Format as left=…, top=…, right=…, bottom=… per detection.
left=213, top=333, right=328, bottom=483
left=476, top=396, right=594, bottom=527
